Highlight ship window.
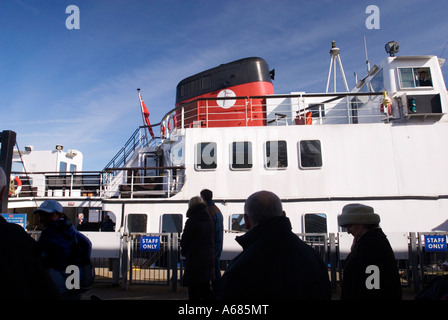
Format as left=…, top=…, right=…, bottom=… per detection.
left=304, top=213, right=327, bottom=233
left=398, top=67, right=432, bottom=88
left=161, top=214, right=183, bottom=233
left=59, top=161, right=67, bottom=175
left=231, top=214, right=247, bottom=232
left=358, top=69, right=384, bottom=93
left=196, top=142, right=217, bottom=170
left=299, top=140, right=322, bottom=169
left=303, top=214, right=327, bottom=250
left=231, top=141, right=252, bottom=169
left=370, top=68, right=384, bottom=92
left=127, top=213, right=147, bottom=233
left=265, top=140, right=288, bottom=168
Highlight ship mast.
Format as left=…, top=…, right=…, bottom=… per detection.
left=325, top=41, right=349, bottom=93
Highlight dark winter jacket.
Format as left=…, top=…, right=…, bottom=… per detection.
left=180, top=203, right=215, bottom=286
left=38, top=217, right=92, bottom=271
left=206, top=200, right=224, bottom=259
left=0, top=215, right=61, bottom=299
left=218, top=216, right=331, bottom=300
left=341, top=227, right=402, bottom=300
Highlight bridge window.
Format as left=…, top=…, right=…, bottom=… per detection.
left=195, top=142, right=217, bottom=170
left=59, top=161, right=67, bottom=175
left=161, top=214, right=183, bottom=233
left=398, top=67, right=432, bottom=89
left=231, top=141, right=252, bottom=170
left=265, top=140, right=288, bottom=169
left=299, top=140, right=322, bottom=169
left=370, top=68, right=384, bottom=92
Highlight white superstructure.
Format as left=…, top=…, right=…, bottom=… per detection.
left=7, top=45, right=448, bottom=258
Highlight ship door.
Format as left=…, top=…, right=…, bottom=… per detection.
left=144, top=153, right=159, bottom=175
left=144, top=153, right=162, bottom=190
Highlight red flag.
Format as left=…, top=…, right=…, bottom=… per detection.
left=138, top=90, right=155, bottom=139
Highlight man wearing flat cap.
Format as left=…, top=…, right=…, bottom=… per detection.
left=338, top=203, right=402, bottom=300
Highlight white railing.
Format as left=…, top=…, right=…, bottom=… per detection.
left=9, top=166, right=185, bottom=200
left=103, top=167, right=185, bottom=198
left=156, top=92, right=388, bottom=135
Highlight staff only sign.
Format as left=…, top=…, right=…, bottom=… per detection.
left=1, top=213, right=27, bottom=229
left=424, top=235, right=447, bottom=252
left=140, top=236, right=160, bottom=252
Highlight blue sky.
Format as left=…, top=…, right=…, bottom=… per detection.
left=1, top=0, right=448, bottom=170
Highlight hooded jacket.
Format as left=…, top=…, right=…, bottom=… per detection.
left=218, top=216, right=331, bottom=300
left=180, top=202, right=215, bottom=286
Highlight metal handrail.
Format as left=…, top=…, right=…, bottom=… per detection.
left=9, top=166, right=186, bottom=199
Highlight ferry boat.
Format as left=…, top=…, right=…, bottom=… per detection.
left=5, top=41, right=448, bottom=259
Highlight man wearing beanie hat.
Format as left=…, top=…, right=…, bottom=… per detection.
left=338, top=203, right=402, bottom=300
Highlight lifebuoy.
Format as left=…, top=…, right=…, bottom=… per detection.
left=173, top=115, right=178, bottom=129
left=9, top=176, right=22, bottom=196
left=167, top=114, right=177, bottom=133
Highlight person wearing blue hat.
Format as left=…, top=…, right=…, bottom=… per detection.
left=34, top=200, right=93, bottom=299
left=33, top=200, right=64, bottom=228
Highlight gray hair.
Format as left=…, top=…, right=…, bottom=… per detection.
left=244, top=191, right=283, bottom=225
left=188, top=196, right=204, bottom=208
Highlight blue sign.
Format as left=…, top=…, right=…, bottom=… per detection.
left=140, top=236, right=160, bottom=251
left=425, top=235, right=447, bottom=252
left=1, top=213, right=27, bottom=230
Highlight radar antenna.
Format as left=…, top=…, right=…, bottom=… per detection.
left=325, top=41, right=349, bottom=93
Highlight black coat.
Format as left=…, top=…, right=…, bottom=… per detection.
left=341, top=228, right=402, bottom=300
left=218, top=216, right=331, bottom=300
left=0, top=216, right=61, bottom=299
left=180, top=203, right=215, bottom=286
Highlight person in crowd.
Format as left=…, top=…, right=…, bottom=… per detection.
left=200, top=189, right=223, bottom=296
left=0, top=167, right=61, bottom=299
left=34, top=199, right=93, bottom=300
left=180, top=196, right=215, bottom=300
left=100, top=214, right=115, bottom=231
left=77, top=213, right=90, bottom=231
left=218, top=190, right=331, bottom=299
left=338, top=203, right=402, bottom=300
left=418, top=71, right=432, bottom=86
